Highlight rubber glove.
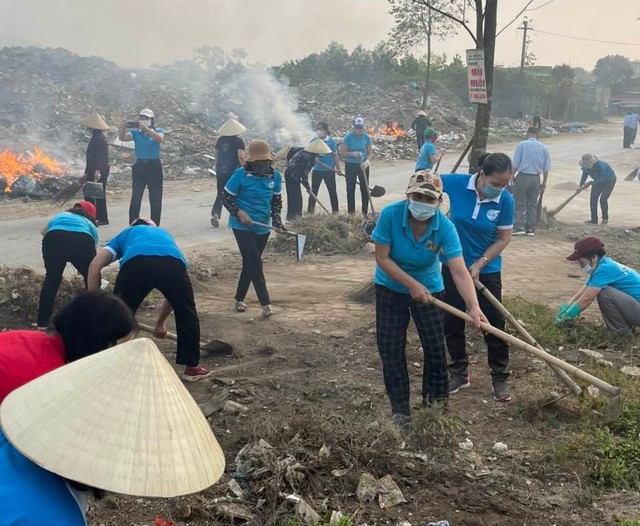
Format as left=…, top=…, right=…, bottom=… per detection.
left=555, top=302, right=582, bottom=325
left=360, top=159, right=370, bottom=170
left=558, top=303, right=570, bottom=315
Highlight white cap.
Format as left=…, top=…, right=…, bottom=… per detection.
left=354, top=117, right=365, bottom=127
left=139, top=108, right=154, bottom=119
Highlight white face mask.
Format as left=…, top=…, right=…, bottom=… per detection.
left=316, top=130, right=327, bottom=139
left=408, top=199, right=438, bottom=221
left=580, top=260, right=593, bottom=274
left=140, top=119, right=152, bottom=128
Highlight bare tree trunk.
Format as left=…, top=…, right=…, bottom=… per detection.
left=421, top=7, right=433, bottom=110
left=469, top=0, right=497, bottom=174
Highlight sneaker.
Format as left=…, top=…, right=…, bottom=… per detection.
left=525, top=230, right=535, bottom=237
left=183, top=365, right=213, bottom=382
left=492, top=379, right=512, bottom=402
left=210, top=214, right=219, bottom=228
left=512, top=230, right=526, bottom=236
left=584, top=219, right=598, bottom=225
left=601, top=219, right=608, bottom=225
left=96, top=220, right=109, bottom=226
left=391, top=413, right=412, bottom=433
left=262, top=304, right=273, bottom=318
left=235, top=301, right=247, bottom=313
left=449, top=374, right=471, bottom=394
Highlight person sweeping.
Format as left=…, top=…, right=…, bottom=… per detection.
left=119, top=108, right=165, bottom=226
left=79, top=114, right=110, bottom=225
left=578, top=153, right=617, bottom=225
left=36, top=202, right=100, bottom=329
left=211, top=118, right=246, bottom=228
left=87, top=218, right=212, bottom=381
left=415, top=128, right=443, bottom=171
left=372, top=170, right=487, bottom=430
left=284, top=138, right=331, bottom=220
left=556, top=236, right=640, bottom=334
left=441, top=153, right=515, bottom=402
left=308, top=122, right=341, bottom=214
left=340, top=117, right=373, bottom=215
left=411, top=110, right=431, bottom=151
left=223, top=140, right=284, bottom=317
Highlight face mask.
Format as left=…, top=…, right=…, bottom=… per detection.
left=408, top=199, right=438, bottom=221
left=316, top=130, right=327, bottom=139
left=482, top=183, right=503, bottom=199
left=140, top=119, right=152, bottom=128
left=581, top=261, right=592, bottom=274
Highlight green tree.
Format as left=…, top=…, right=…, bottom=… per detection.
left=387, top=0, right=460, bottom=108
left=548, top=64, right=578, bottom=120
left=593, top=55, right=634, bottom=87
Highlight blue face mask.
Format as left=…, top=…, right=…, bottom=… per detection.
left=482, top=183, right=503, bottom=199
left=408, top=199, right=438, bottom=221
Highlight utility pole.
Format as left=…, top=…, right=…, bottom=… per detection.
left=517, top=20, right=531, bottom=119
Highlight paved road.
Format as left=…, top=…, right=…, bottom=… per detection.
left=0, top=125, right=634, bottom=270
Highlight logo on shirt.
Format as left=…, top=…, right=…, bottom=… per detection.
left=425, top=240, right=442, bottom=253
left=486, top=209, right=500, bottom=221
left=267, top=181, right=275, bottom=189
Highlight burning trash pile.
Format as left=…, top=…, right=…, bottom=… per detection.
left=0, top=148, right=71, bottom=198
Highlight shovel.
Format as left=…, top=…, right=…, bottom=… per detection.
left=253, top=221, right=307, bottom=261
left=137, top=322, right=234, bottom=356
left=316, top=160, right=385, bottom=198
left=474, top=279, right=582, bottom=396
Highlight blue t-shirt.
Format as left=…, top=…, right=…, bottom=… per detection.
left=225, top=167, right=283, bottom=236
left=130, top=128, right=163, bottom=160
left=314, top=137, right=338, bottom=171
left=587, top=257, right=640, bottom=301
left=342, top=132, right=372, bottom=164
left=415, top=141, right=437, bottom=170
left=105, top=225, right=187, bottom=268
left=441, top=173, right=515, bottom=273
left=372, top=200, right=463, bottom=294
left=0, top=430, right=86, bottom=525
left=47, top=212, right=99, bottom=244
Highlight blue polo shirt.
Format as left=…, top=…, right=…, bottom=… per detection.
left=105, top=225, right=187, bottom=268
left=587, top=257, right=640, bottom=301
left=0, top=430, right=86, bottom=525
left=225, top=167, right=283, bottom=236
left=342, top=131, right=372, bottom=164
left=372, top=200, right=463, bottom=294
left=47, top=212, right=99, bottom=244
left=313, top=137, right=338, bottom=170
left=441, top=173, right=514, bottom=273
left=415, top=141, right=437, bottom=170
left=130, top=128, right=164, bottom=160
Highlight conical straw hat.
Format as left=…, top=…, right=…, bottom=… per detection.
left=79, top=114, right=109, bottom=131
left=274, top=144, right=292, bottom=161
left=0, top=338, right=225, bottom=498
left=305, top=138, right=332, bottom=155
left=218, top=118, right=246, bottom=136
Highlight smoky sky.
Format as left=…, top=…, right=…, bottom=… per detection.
left=1, top=0, right=639, bottom=69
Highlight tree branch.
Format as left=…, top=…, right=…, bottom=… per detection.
left=410, top=0, right=477, bottom=44
left=496, top=0, right=536, bottom=37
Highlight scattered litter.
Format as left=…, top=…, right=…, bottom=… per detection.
left=578, top=348, right=604, bottom=360
left=227, top=479, right=245, bottom=499
left=492, top=442, right=508, bottom=454
left=587, top=386, right=601, bottom=398
left=356, top=473, right=379, bottom=503
left=377, top=475, right=407, bottom=509
left=621, top=366, right=640, bottom=378
left=223, top=400, right=249, bottom=414
left=296, top=498, right=321, bottom=525
left=458, top=438, right=474, bottom=451
left=214, top=501, right=256, bottom=522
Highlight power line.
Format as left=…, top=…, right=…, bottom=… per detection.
left=531, top=28, right=640, bottom=46
left=527, top=0, right=556, bottom=11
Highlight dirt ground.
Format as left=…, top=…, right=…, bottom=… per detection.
left=1, top=126, right=640, bottom=525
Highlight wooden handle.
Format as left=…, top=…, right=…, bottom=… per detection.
left=305, top=186, right=332, bottom=215
left=451, top=139, right=473, bottom=173
left=474, top=280, right=582, bottom=396
left=138, top=322, right=178, bottom=342
left=430, top=296, right=620, bottom=397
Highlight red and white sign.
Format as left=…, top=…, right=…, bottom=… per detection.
left=466, top=49, right=488, bottom=104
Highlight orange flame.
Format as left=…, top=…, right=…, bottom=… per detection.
left=0, top=148, right=68, bottom=192
left=380, top=122, right=407, bottom=138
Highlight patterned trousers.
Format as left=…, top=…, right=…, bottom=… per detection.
left=375, top=284, right=448, bottom=416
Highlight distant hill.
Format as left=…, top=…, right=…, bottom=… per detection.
left=0, top=34, right=41, bottom=49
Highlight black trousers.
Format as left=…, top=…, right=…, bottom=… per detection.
left=85, top=166, right=109, bottom=222
left=375, top=284, right=448, bottom=416
left=623, top=127, right=634, bottom=149
left=114, top=256, right=200, bottom=367
left=345, top=163, right=370, bottom=215
left=442, top=266, right=509, bottom=381
left=211, top=170, right=232, bottom=218
left=129, top=159, right=163, bottom=226
left=285, top=177, right=304, bottom=221
left=308, top=170, right=339, bottom=213
left=416, top=134, right=426, bottom=151
left=590, top=179, right=616, bottom=222
left=233, top=229, right=271, bottom=306
left=37, top=231, right=96, bottom=327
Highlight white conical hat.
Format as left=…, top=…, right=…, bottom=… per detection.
left=218, top=118, right=246, bottom=136
left=0, top=338, right=225, bottom=498
left=305, top=138, right=332, bottom=155
left=79, top=114, right=109, bottom=131
left=274, top=144, right=292, bottom=161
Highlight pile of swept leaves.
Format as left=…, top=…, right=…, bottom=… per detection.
left=270, top=214, right=370, bottom=256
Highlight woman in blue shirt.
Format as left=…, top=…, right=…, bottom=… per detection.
left=415, top=128, right=443, bottom=171
left=556, top=236, right=640, bottom=334
left=118, top=108, right=165, bottom=225
left=578, top=153, right=616, bottom=225
left=308, top=121, right=341, bottom=214
left=441, top=153, right=515, bottom=402
left=339, top=117, right=373, bottom=215
left=223, top=140, right=284, bottom=318
left=372, top=170, right=487, bottom=429
left=36, top=201, right=99, bottom=329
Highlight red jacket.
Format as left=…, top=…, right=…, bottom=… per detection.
left=0, top=331, right=65, bottom=403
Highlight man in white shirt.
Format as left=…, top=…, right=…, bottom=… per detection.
left=623, top=110, right=639, bottom=149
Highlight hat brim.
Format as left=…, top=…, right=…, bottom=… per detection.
left=218, top=119, right=246, bottom=137
left=406, top=187, right=440, bottom=200
left=566, top=251, right=580, bottom=261
left=246, top=152, right=275, bottom=163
